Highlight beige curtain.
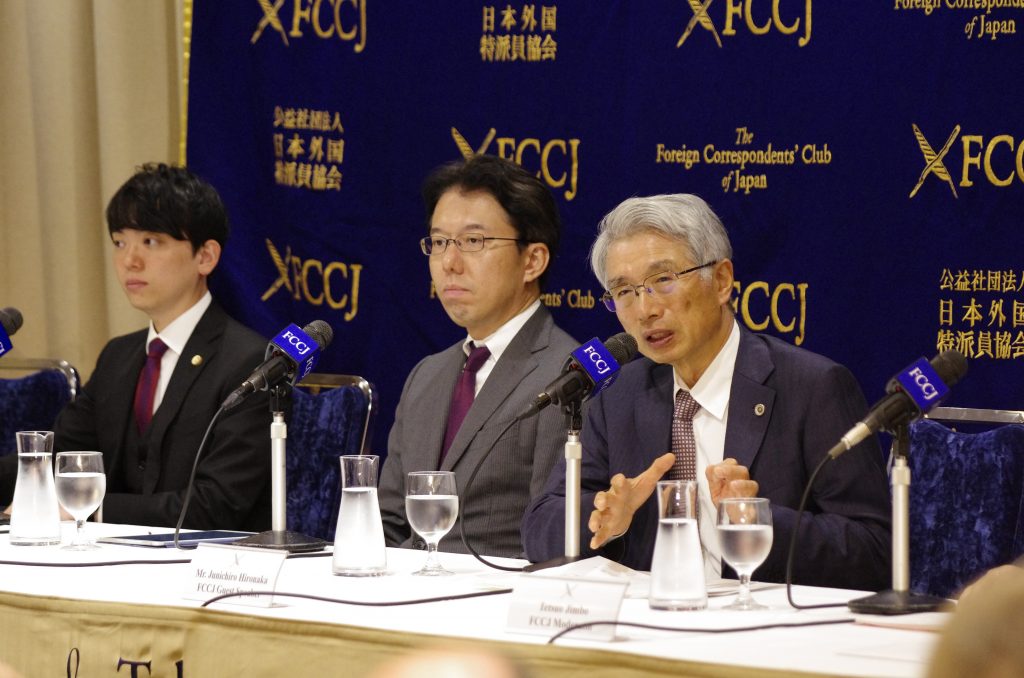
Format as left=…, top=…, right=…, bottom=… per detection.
left=0, top=0, right=184, bottom=380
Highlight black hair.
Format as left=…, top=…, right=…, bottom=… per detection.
left=106, top=163, right=229, bottom=252
left=421, top=154, right=561, bottom=287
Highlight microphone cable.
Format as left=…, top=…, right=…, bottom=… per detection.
left=783, top=452, right=849, bottom=610
left=0, top=549, right=332, bottom=569
left=546, top=617, right=854, bottom=645
left=456, top=416, right=527, bottom=572
left=172, top=405, right=226, bottom=550
left=201, top=587, right=513, bottom=608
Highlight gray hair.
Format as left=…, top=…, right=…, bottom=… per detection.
left=590, top=194, right=732, bottom=287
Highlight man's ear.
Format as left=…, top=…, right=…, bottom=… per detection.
left=522, top=243, right=550, bottom=284
left=196, top=239, right=221, bottom=276
left=712, top=259, right=734, bottom=305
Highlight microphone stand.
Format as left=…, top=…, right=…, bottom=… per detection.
left=848, top=421, right=946, bottom=614
left=525, top=400, right=584, bottom=571
left=237, top=382, right=327, bottom=553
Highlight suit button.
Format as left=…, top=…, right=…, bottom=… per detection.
left=412, top=538, right=426, bottom=550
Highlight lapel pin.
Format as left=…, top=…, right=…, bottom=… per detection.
left=754, top=403, right=766, bottom=416
left=191, top=355, right=203, bottom=366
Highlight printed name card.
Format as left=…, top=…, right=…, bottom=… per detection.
left=182, top=543, right=287, bottom=608
left=506, top=574, right=627, bottom=641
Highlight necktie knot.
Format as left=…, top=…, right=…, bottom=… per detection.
left=148, top=338, right=169, bottom=360
left=674, top=389, right=701, bottom=421
left=463, top=344, right=490, bottom=373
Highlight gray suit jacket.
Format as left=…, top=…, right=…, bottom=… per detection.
left=379, top=305, right=578, bottom=558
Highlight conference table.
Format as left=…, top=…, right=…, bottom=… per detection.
left=0, top=522, right=945, bottom=677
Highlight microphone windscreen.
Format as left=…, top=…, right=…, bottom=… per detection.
left=604, top=332, right=638, bottom=365
left=931, top=349, right=968, bottom=387
left=0, top=307, right=23, bottom=335
left=303, top=320, right=334, bottom=350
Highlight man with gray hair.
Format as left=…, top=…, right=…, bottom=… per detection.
left=522, top=194, right=891, bottom=589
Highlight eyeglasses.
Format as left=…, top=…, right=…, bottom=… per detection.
left=419, top=233, right=525, bottom=256
left=600, top=261, right=717, bottom=312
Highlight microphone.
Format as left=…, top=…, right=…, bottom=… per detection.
left=518, top=332, right=639, bottom=420
left=0, top=307, right=22, bottom=336
left=0, top=307, right=23, bottom=357
left=827, top=350, right=968, bottom=459
left=221, top=320, right=334, bottom=410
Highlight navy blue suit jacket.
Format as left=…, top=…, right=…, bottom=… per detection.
left=522, top=327, right=892, bottom=591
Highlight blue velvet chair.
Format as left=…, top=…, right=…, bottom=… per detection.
left=909, top=413, right=1024, bottom=598
left=286, top=374, right=377, bottom=541
left=0, top=358, right=80, bottom=455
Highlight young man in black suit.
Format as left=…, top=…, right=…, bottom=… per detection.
left=2, top=164, right=271, bottom=530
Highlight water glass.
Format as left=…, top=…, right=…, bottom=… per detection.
left=55, top=451, right=106, bottom=550
left=332, top=455, right=387, bottom=576
left=405, top=471, right=458, bottom=576
left=649, top=479, right=707, bottom=610
left=717, top=497, right=773, bottom=610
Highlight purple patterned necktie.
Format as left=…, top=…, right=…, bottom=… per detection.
left=440, top=343, right=490, bottom=465
left=133, top=338, right=168, bottom=433
left=670, top=389, right=701, bottom=481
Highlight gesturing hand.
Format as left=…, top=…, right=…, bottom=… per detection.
left=705, top=458, right=759, bottom=507
left=588, top=453, right=675, bottom=549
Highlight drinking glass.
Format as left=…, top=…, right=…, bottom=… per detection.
left=54, top=452, right=106, bottom=551
left=716, top=497, right=773, bottom=610
left=649, top=480, right=707, bottom=610
left=9, top=430, right=61, bottom=546
left=405, top=471, right=458, bottom=576
left=332, top=455, right=387, bottom=576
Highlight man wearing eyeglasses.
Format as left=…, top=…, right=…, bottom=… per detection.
left=522, top=194, right=891, bottom=590
left=377, top=154, right=579, bottom=558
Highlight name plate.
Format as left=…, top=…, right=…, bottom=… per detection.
left=182, top=543, right=287, bottom=608
left=506, top=575, right=627, bottom=641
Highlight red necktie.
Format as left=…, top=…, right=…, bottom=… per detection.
left=670, top=389, right=701, bottom=481
left=133, top=338, right=169, bottom=433
left=440, top=344, right=490, bottom=465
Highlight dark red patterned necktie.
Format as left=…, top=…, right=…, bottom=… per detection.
left=133, top=338, right=168, bottom=433
left=439, top=344, right=490, bottom=465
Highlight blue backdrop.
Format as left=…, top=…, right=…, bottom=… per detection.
left=186, top=1, right=1024, bottom=448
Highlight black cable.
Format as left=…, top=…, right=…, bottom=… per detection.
left=0, top=557, right=191, bottom=567
left=201, top=587, right=513, bottom=608
left=0, top=550, right=331, bottom=568
left=457, top=416, right=527, bottom=572
left=547, top=617, right=854, bottom=645
left=784, top=452, right=848, bottom=610
left=172, top=406, right=225, bottom=550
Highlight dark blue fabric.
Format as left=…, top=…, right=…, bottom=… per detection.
left=286, top=385, right=370, bottom=540
left=0, top=371, right=72, bottom=455
left=909, top=419, right=1024, bottom=598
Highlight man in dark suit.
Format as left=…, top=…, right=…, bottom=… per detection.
left=1, top=164, right=271, bottom=531
left=379, top=155, right=578, bottom=558
left=522, top=194, right=891, bottom=590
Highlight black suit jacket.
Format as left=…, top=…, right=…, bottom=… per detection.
left=1, top=302, right=272, bottom=531
left=523, top=327, right=892, bottom=590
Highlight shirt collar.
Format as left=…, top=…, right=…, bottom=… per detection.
left=673, top=319, right=740, bottom=421
left=461, top=299, right=541, bottom=361
left=146, top=291, right=212, bottom=356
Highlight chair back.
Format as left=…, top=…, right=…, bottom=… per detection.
left=909, top=416, right=1024, bottom=598
left=0, top=358, right=81, bottom=455
left=286, top=374, right=377, bottom=540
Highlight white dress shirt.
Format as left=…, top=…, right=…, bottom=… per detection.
left=459, top=299, right=542, bottom=396
left=672, top=319, right=740, bottom=581
left=144, top=292, right=212, bottom=414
